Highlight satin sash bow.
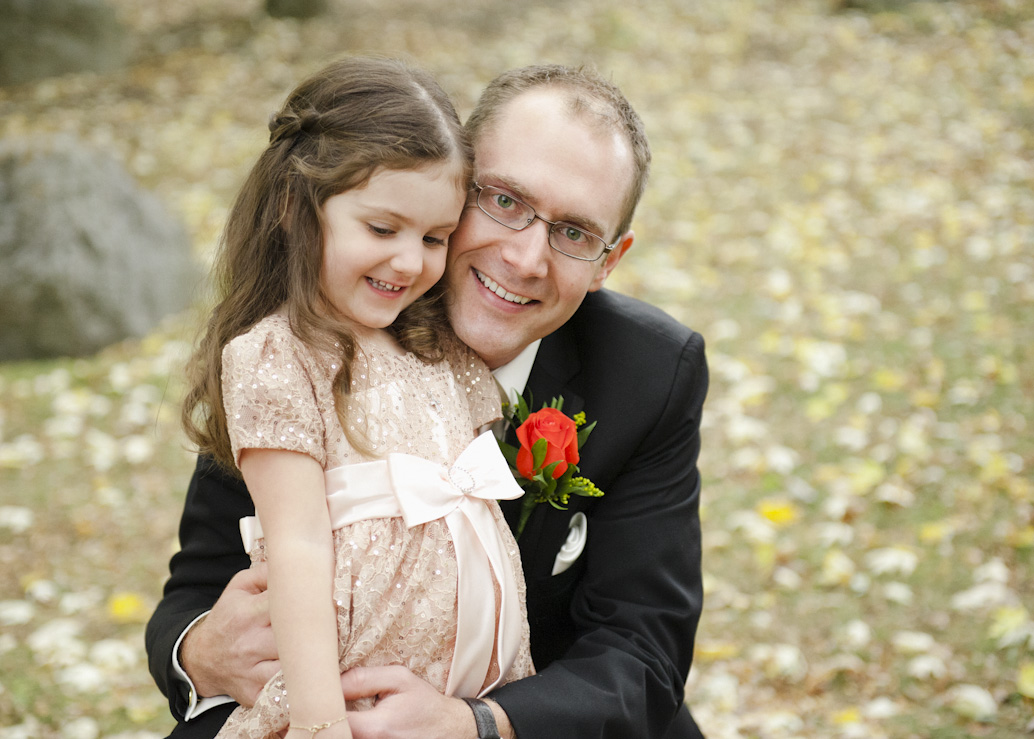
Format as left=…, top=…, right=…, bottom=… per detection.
left=239, top=431, right=525, bottom=698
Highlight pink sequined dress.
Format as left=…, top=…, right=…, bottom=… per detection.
left=214, top=314, right=534, bottom=739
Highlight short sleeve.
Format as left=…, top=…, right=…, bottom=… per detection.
left=221, top=319, right=327, bottom=469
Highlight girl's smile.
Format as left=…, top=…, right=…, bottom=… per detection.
left=319, top=162, right=466, bottom=332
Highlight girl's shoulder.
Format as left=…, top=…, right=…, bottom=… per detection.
left=226, top=313, right=311, bottom=353
left=223, top=313, right=321, bottom=375
left=440, top=336, right=499, bottom=426
left=431, top=331, right=488, bottom=379
left=228, top=313, right=294, bottom=346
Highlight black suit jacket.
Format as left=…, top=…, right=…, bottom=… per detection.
left=146, top=289, right=708, bottom=738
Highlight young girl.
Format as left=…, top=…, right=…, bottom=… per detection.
left=181, top=57, right=534, bottom=739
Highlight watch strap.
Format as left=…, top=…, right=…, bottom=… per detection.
left=462, top=697, right=502, bottom=739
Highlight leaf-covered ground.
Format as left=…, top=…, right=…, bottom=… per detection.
left=1, top=1, right=1032, bottom=736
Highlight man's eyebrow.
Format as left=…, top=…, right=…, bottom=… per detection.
left=482, top=174, right=609, bottom=238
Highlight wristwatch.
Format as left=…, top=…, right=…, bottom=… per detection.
left=463, top=697, right=502, bottom=739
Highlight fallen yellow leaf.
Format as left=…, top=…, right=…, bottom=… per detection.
left=832, top=707, right=861, bottom=724
left=108, top=592, right=149, bottom=624
left=756, top=498, right=800, bottom=527
left=1018, top=663, right=1034, bottom=700
left=696, top=642, right=740, bottom=661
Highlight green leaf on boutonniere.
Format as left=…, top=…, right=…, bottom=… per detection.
left=496, top=394, right=605, bottom=539
left=499, top=442, right=518, bottom=469
left=531, top=437, right=548, bottom=471
left=577, top=420, right=596, bottom=447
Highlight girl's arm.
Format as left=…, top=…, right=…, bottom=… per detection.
left=239, top=448, right=351, bottom=739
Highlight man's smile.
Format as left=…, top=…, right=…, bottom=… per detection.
left=474, top=268, right=533, bottom=305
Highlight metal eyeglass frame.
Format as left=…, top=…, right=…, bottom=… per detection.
left=471, top=183, right=618, bottom=262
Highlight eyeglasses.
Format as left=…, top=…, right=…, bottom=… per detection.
left=471, top=183, right=618, bottom=262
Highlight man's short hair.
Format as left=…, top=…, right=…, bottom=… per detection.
left=466, top=64, right=651, bottom=239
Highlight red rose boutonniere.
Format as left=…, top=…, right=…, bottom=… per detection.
left=498, top=394, right=604, bottom=539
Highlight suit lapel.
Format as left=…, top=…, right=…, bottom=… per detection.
left=526, top=328, right=582, bottom=415
left=499, top=326, right=587, bottom=577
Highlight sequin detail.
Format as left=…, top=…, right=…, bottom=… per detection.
left=216, top=314, right=533, bottom=738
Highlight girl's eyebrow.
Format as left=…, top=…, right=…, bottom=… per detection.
left=364, top=207, right=459, bottom=232
left=482, top=174, right=609, bottom=238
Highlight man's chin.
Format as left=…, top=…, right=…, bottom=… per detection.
left=451, top=319, right=523, bottom=369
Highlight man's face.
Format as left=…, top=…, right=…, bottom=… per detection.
left=444, top=88, right=635, bottom=369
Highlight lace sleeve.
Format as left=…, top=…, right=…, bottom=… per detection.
left=221, top=318, right=327, bottom=470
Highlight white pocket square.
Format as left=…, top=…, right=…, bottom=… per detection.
left=551, top=512, right=587, bottom=576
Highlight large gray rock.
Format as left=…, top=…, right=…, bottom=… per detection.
left=0, top=0, right=128, bottom=87
left=0, top=137, right=198, bottom=361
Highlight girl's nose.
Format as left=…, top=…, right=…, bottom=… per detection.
left=390, top=239, right=426, bottom=277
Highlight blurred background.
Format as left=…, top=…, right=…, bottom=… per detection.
left=0, top=0, right=1031, bottom=736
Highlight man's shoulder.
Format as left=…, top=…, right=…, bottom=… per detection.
left=571, top=289, right=699, bottom=349
left=533, top=289, right=705, bottom=393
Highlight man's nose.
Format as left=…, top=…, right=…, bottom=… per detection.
left=501, top=218, right=551, bottom=278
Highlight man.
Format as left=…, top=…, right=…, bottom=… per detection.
left=147, top=64, right=708, bottom=738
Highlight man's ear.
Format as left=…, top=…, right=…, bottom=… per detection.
left=589, top=230, right=634, bottom=292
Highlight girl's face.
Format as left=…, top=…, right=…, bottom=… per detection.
left=319, top=160, right=465, bottom=333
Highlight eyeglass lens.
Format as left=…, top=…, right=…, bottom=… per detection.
left=477, top=186, right=606, bottom=261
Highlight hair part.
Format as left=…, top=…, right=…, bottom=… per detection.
left=183, top=56, right=471, bottom=472
left=465, top=64, right=650, bottom=239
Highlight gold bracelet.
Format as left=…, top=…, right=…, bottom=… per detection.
left=291, top=715, right=348, bottom=737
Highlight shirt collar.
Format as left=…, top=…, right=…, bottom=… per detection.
left=491, top=339, right=541, bottom=406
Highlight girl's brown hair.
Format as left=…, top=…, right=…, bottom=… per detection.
left=182, top=56, right=472, bottom=472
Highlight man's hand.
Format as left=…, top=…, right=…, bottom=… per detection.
left=341, top=666, right=514, bottom=739
left=179, top=563, right=279, bottom=707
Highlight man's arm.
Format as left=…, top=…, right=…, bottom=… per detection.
left=145, top=455, right=274, bottom=721
left=177, top=565, right=279, bottom=706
